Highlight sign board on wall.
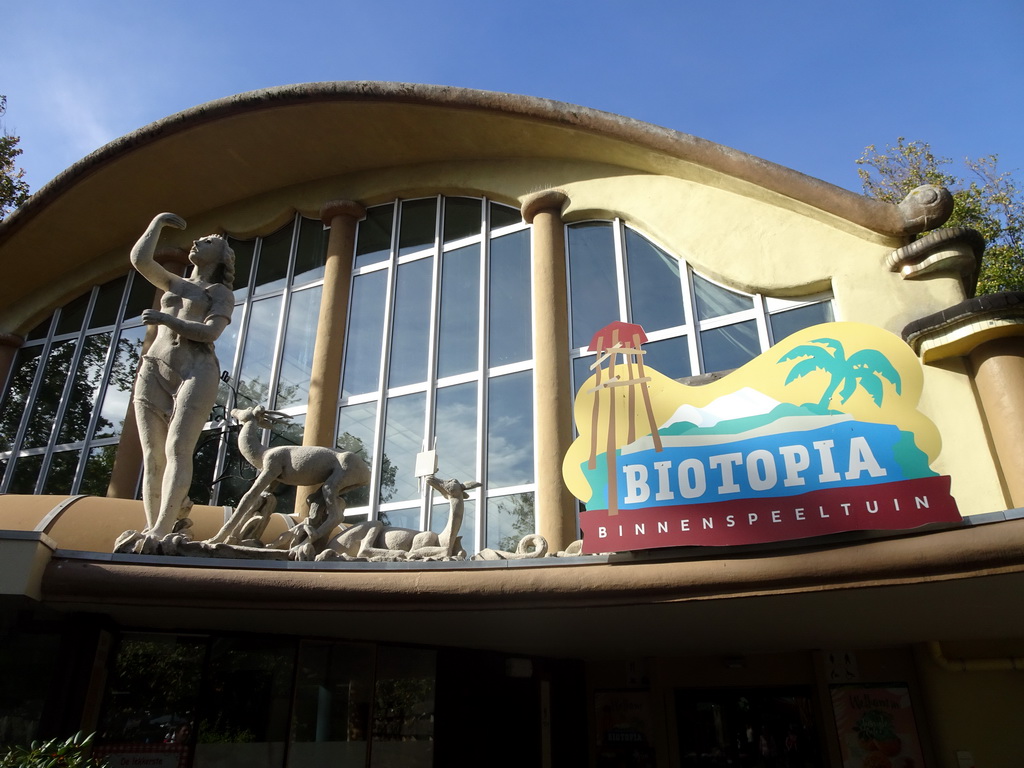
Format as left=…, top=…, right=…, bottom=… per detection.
left=563, top=321, right=960, bottom=554
left=830, top=685, right=926, bottom=768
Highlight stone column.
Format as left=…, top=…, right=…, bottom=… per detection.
left=522, top=189, right=577, bottom=551
left=0, top=333, right=24, bottom=393
left=107, top=249, right=190, bottom=499
left=970, top=336, right=1024, bottom=508
left=296, top=200, right=366, bottom=513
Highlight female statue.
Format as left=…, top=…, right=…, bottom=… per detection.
left=130, top=213, right=234, bottom=539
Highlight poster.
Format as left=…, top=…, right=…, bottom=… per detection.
left=830, top=685, right=925, bottom=768
left=595, top=690, right=656, bottom=768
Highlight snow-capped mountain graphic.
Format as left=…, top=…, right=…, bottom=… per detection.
left=660, top=387, right=782, bottom=430
left=622, top=387, right=854, bottom=454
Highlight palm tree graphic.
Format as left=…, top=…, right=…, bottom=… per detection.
left=778, top=338, right=901, bottom=408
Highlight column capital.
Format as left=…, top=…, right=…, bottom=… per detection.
left=320, top=200, right=366, bottom=226
left=0, top=333, right=24, bottom=349
left=521, top=189, right=569, bottom=224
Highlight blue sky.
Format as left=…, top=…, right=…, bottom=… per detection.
left=5, top=0, right=1023, bottom=196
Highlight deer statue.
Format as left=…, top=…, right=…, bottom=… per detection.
left=206, top=405, right=370, bottom=546
left=316, top=475, right=480, bottom=561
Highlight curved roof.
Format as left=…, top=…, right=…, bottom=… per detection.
left=0, top=82, right=910, bottom=333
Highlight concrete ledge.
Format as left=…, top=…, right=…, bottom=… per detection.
left=0, top=530, right=56, bottom=601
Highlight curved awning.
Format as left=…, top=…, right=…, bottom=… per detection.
left=0, top=82, right=910, bottom=334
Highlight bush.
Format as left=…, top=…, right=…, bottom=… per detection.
left=0, top=732, right=107, bottom=768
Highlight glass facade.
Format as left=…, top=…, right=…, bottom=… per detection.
left=96, top=632, right=435, bottom=768
left=566, top=220, right=833, bottom=389
left=338, top=198, right=534, bottom=554
left=0, top=200, right=832, bottom=552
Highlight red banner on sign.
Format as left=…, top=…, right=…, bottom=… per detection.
left=580, top=475, right=960, bottom=553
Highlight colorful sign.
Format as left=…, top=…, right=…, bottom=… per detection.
left=563, top=321, right=960, bottom=553
left=830, top=685, right=925, bottom=768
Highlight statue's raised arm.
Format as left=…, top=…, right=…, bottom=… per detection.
left=131, top=212, right=188, bottom=293
left=117, top=213, right=236, bottom=552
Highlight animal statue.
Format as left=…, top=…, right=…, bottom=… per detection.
left=316, top=475, right=480, bottom=561
left=206, top=405, right=370, bottom=545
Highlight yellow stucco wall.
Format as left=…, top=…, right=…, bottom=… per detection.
left=915, top=642, right=1024, bottom=768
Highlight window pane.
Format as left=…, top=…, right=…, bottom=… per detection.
left=568, top=222, right=618, bottom=349
left=26, top=315, right=53, bottom=341
left=254, top=221, right=293, bottom=295
left=0, top=346, right=43, bottom=451
left=58, top=332, right=111, bottom=444
left=770, top=302, right=834, bottom=344
left=342, top=271, right=387, bottom=398
left=370, top=647, right=435, bottom=768
left=398, top=199, right=436, bottom=257
left=443, top=197, right=481, bottom=243
left=0, top=629, right=61, bottom=747
left=488, top=229, right=531, bottom=366
left=42, top=450, right=79, bottom=494
left=55, top=291, right=90, bottom=336
left=290, top=641, right=374, bottom=766
left=217, top=428, right=255, bottom=510
left=625, top=229, right=685, bottom=332
left=388, top=257, right=433, bottom=388
left=237, top=297, right=282, bottom=408
left=434, top=382, right=477, bottom=483
left=228, top=237, right=257, bottom=300
left=487, top=371, right=533, bottom=487
left=486, top=492, right=535, bottom=551
left=489, top=202, right=522, bottom=229
left=701, top=320, right=759, bottom=373
left=293, top=217, right=328, bottom=285
left=379, top=507, right=419, bottom=529
left=80, top=445, right=117, bottom=496
left=355, top=204, right=394, bottom=269
left=89, top=277, right=127, bottom=329
left=276, top=286, right=322, bottom=409
left=7, top=454, right=43, bottom=494
left=380, top=392, right=424, bottom=503
left=94, top=326, right=146, bottom=440
left=437, top=244, right=480, bottom=378
left=337, top=401, right=378, bottom=508
left=572, top=354, right=594, bottom=396
left=98, top=634, right=206, bottom=746
left=215, top=317, right=241, bottom=412
left=21, top=340, right=75, bottom=449
left=188, top=429, right=223, bottom=506
left=195, top=637, right=295, bottom=768
left=693, top=273, right=753, bottom=320
left=642, top=335, right=692, bottom=380
left=124, top=272, right=156, bottom=321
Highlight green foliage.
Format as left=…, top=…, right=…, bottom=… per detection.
left=857, top=138, right=1024, bottom=294
left=0, top=732, right=107, bottom=768
left=0, top=95, right=30, bottom=220
left=494, top=492, right=535, bottom=552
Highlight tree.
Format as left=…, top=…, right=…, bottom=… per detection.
left=857, top=138, right=1024, bottom=295
left=0, top=95, right=30, bottom=219
left=778, top=337, right=901, bottom=409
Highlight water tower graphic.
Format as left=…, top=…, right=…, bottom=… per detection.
left=585, top=322, right=664, bottom=514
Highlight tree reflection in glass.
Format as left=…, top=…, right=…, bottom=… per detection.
left=381, top=392, right=425, bottom=503
left=486, top=492, right=535, bottom=552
